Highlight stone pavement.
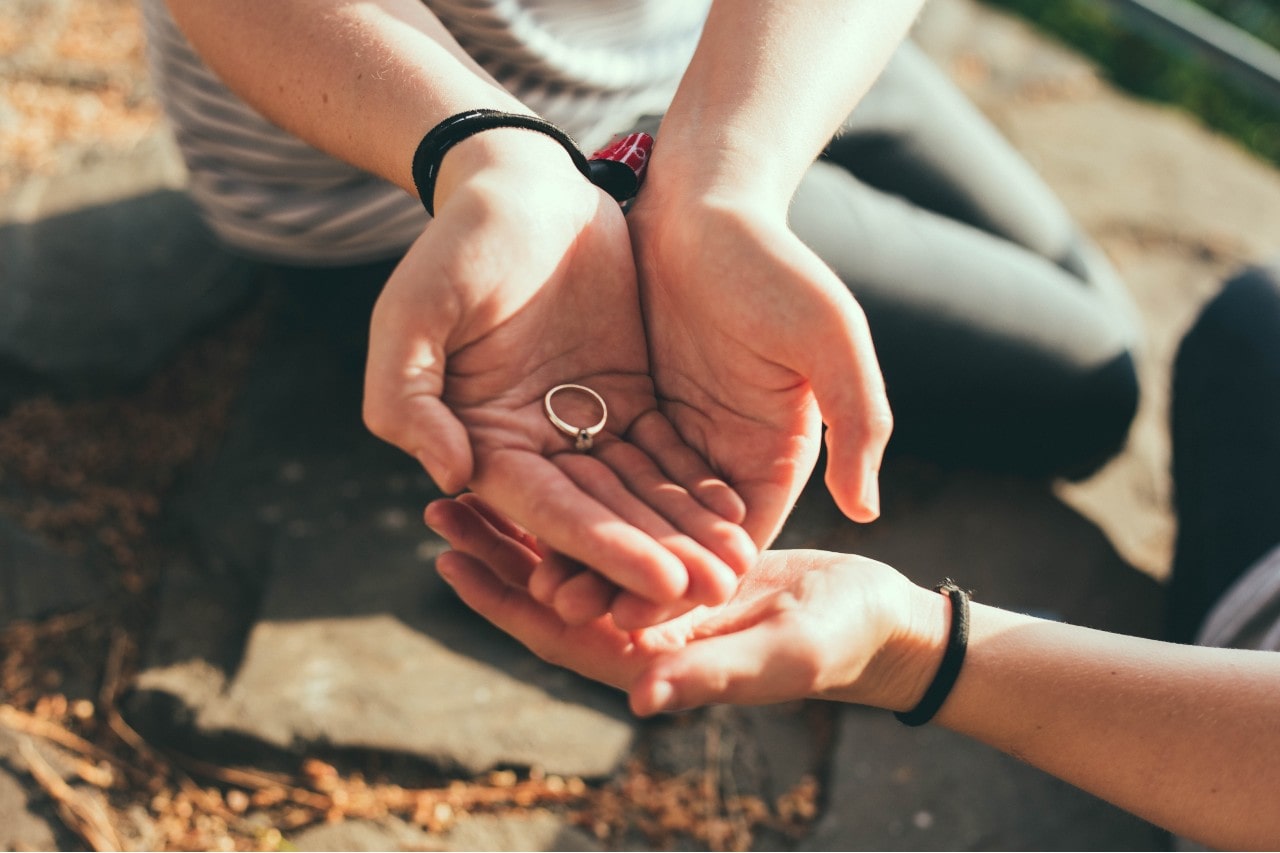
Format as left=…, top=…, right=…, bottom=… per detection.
left=4, top=0, right=1280, bottom=849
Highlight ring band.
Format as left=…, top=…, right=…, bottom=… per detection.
left=544, top=384, right=608, bottom=452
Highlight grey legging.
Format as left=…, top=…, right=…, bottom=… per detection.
left=275, top=42, right=1140, bottom=479
left=789, top=41, right=1140, bottom=477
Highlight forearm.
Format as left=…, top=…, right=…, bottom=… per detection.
left=934, top=603, right=1280, bottom=848
left=163, top=0, right=527, bottom=194
left=651, top=0, right=925, bottom=209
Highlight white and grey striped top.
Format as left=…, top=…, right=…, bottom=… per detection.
left=1198, top=543, right=1280, bottom=653
left=141, top=0, right=709, bottom=265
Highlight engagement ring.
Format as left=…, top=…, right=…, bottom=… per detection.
left=544, top=384, right=607, bottom=452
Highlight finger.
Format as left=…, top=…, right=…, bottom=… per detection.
left=456, top=493, right=541, bottom=555
left=735, top=477, right=811, bottom=551
left=601, top=421, right=757, bottom=575
left=437, top=551, right=642, bottom=691
left=589, top=441, right=755, bottom=591
left=423, top=498, right=540, bottom=586
left=610, top=590, right=700, bottom=632
left=363, top=358, right=474, bottom=495
left=629, top=621, right=816, bottom=716
left=529, top=551, right=586, bottom=607
left=615, top=556, right=786, bottom=637
left=800, top=287, right=892, bottom=523
left=552, top=571, right=621, bottom=626
left=473, top=451, right=691, bottom=603
left=625, top=411, right=746, bottom=524
left=553, top=451, right=740, bottom=607
left=436, top=550, right=551, bottom=633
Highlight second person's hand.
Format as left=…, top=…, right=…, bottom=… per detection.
left=425, top=493, right=942, bottom=718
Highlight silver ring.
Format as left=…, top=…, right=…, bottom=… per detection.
left=543, top=384, right=608, bottom=452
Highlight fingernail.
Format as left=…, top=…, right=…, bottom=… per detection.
left=435, top=553, right=458, bottom=582
left=698, top=563, right=740, bottom=606
left=862, top=472, right=880, bottom=517
left=699, top=481, right=746, bottom=525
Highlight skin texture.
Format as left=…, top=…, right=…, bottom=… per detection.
left=528, top=0, right=927, bottom=620
left=427, top=494, right=1280, bottom=851
left=366, top=135, right=758, bottom=619
left=160, top=0, right=922, bottom=625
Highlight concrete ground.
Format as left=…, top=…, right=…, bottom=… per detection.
left=3, top=0, right=1280, bottom=849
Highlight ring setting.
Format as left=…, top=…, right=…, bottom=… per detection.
left=544, top=384, right=608, bottom=452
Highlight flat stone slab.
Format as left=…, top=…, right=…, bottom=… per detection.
left=0, top=763, right=60, bottom=852
left=136, top=516, right=635, bottom=777
left=0, top=728, right=81, bottom=852
left=0, top=144, right=256, bottom=409
left=128, top=279, right=636, bottom=779
left=806, top=706, right=1164, bottom=851
left=288, top=812, right=603, bottom=852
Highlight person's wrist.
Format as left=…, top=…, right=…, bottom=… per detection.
left=843, top=580, right=951, bottom=713
left=432, top=126, right=592, bottom=215
left=640, top=122, right=807, bottom=218
left=638, top=145, right=785, bottom=222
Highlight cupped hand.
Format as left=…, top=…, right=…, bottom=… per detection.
left=626, top=191, right=894, bottom=548
left=427, top=494, right=941, bottom=717
left=363, top=139, right=756, bottom=621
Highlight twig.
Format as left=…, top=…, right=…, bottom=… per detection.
left=0, top=705, right=119, bottom=768
left=99, top=627, right=170, bottom=777
left=18, top=737, right=124, bottom=852
left=174, top=754, right=332, bottom=811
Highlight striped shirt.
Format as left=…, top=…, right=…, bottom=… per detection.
left=141, top=0, right=709, bottom=265
left=1198, top=543, right=1280, bottom=652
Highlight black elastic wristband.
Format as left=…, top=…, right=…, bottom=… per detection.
left=411, top=109, right=591, bottom=216
left=586, top=157, right=641, bottom=203
left=894, top=579, right=970, bottom=727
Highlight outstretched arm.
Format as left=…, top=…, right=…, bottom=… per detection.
left=641, top=585, right=1280, bottom=850
left=428, top=497, right=1280, bottom=851
left=929, top=605, right=1280, bottom=850
left=162, top=0, right=520, bottom=193
left=656, top=0, right=926, bottom=211
left=535, top=0, right=924, bottom=624
left=625, top=0, right=925, bottom=548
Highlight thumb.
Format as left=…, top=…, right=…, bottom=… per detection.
left=383, top=394, right=474, bottom=495
left=408, top=396, right=474, bottom=494
left=801, top=290, right=892, bottom=523
left=363, top=340, right=473, bottom=494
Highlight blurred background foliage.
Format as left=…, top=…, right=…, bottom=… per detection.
left=980, top=0, right=1280, bottom=166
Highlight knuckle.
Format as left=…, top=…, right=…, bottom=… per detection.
left=862, top=404, right=894, bottom=444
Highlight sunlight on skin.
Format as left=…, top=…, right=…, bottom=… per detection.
left=365, top=154, right=759, bottom=621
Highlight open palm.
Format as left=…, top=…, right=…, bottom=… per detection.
left=628, top=198, right=893, bottom=547
left=364, top=174, right=755, bottom=618
left=426, top=494, right=917, bottom=717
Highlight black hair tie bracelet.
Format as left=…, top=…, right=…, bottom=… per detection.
left=411, top=109, right=652, bottom=216
left=894, top=579, right=971, bottom=727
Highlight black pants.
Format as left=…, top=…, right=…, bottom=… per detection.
left=791, top=41, right=1140, bottom=477
left=1169, top=261, right=1280, bottom=643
